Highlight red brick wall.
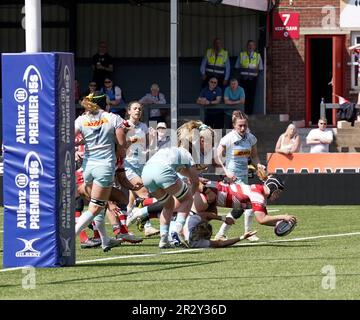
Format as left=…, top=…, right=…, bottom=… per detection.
left=268, top=0, right=353, bottom=121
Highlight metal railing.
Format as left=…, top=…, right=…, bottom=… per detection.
left=141, top=103, right=242, bottom=127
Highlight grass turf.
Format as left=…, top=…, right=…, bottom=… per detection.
left=0, top=205, right=360, bottom=300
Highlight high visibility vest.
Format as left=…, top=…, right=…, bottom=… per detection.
left=205, top=48, right=228, bottom=76
left=238, top=51, right=260, bottom=79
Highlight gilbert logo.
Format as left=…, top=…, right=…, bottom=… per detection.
left=16, top=238, right=41, bottom=257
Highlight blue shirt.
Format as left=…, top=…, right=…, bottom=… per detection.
left=199, top=87, right=222, bottom=101
left=224, top=86, right=245, bottom=101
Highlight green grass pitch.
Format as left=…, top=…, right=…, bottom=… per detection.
left=0, top=205, right=360, bottom=300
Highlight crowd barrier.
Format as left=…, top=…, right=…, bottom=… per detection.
left=267, top=153, right=360, bottom=174
left=264, top=153, right=360, bottom=204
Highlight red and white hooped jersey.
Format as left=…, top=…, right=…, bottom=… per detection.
left=76, top=168, right=84, bottom=187
left=75, top=133, right=85, bottom=156
left=75, top=133, right=85, bottom=186
left=214, top=181, right=268, bottom=214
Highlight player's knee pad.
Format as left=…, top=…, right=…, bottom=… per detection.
left=231, top=208, right=244, bottom=219
left=90, top=198, right=107, bottom=208
left=157, top=193, right=171, bottom=205
left=174, top=182, right=189, bottom=201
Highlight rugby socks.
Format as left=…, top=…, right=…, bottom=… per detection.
left=143, top=198, right=156, bottom=206
left=216, top=211, right=234, bottom=236
left=92, top=221, right=101, bottom=239
left=137, top=201, right=163, bottom=220
left=112, top=224, right=121, bottom=236
left=159, top=224, right=169, bottom=237
left=147, top=202, right=163, bottom=215
left=93, top=210, right=110, bottom=245
left=144, top=220, right=152, bottom=229
left=75, top=210, right=94, bottom=235
left=118, top=212, right=129, bottom=234
left=244, top=209, right=254, bottom=233
left=217, top=222, right=231, bottom=237
left=75, top=211, right=89, bottom=243
left=174, top=214, right=186, bottom=233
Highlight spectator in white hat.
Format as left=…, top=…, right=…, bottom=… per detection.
left=139, top=83, right=167, bottom=122
left=156, top=122, right=170, bottom=150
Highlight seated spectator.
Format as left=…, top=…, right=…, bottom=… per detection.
left=83, top=81, right=97, bottom=97
left=224, top=79, right=245, bottom=110
left=196, top=77, right=222, bottom=106
left=149, top=121, right=171, bottom=156
left=275, top=124, right=301, bottom=155
left=100, top=77, right=125, bottom=116
left=306, top=117, right=333, bottom=153
left=197, top=77, right=222, bottom=128
left=139, top=83, right=167, bottom=123
left=223, top=78, right=246, bottom=127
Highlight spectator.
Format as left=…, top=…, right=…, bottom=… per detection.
left=92, top=41, right=114, bottom=89
left=197, top=77, right=222, bottom=106
left=155, top=122, right=170, bottom=150
left=83, top=81, right=98, bottom=97
left=235, top=40, right=263, bottom=115
left=306, top=117, right=333, bottom=153
left=139, top=83, right=167, bottom=123
left=275, top=124, right=301, bottom=155
left=349, top=43, right=360, bottom=87
left=224, top=78, right=245, bottom=108
left=197, top=77, right=222, bottom=128
left=78, top=81, right=98, bottom=117
left=223, top=78, right=245, bottom=127
left=200, top=38, right=230, bottom=90
left=100, top=77, right=124, bottom=116
left=148, top=121, right=171, bottom=157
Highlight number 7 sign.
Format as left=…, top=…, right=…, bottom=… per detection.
left=273, top=12, right=300, bottom=40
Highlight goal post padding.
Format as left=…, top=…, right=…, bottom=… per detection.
left=2, top=52, right=75, bottom=267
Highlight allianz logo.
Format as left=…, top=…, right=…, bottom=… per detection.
left=15, top=238, right=41, bottom=258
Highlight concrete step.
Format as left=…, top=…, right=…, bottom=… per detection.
left=334, top=135, right=360, bottom=145
left=337, top=128, right=360, bottom=134
left=337, top=120, right=360, bottom=129
left=334, top=146, right=360, bottom=152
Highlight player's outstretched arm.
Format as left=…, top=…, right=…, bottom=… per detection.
left=209, top=231, right=257, bottom=248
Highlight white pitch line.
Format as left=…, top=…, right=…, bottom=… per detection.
left=76, top=248, right=203, bottom=265
left=1, top=231, right=360, bottom=272
left=0, top=266, right=30, bottom=273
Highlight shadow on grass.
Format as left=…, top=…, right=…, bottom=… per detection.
left=114, top=272, right=360, bottom=283
left=0, top=260, right=222, bottom=288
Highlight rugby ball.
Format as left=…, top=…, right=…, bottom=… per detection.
left=274, top=220, right=296, bottom=237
